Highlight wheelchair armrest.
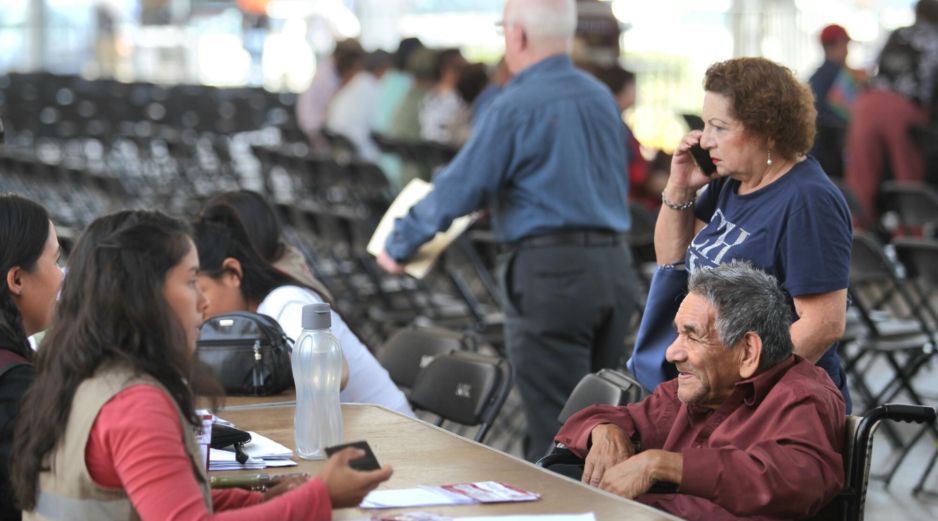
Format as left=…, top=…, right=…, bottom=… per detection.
left=536, top=445, right=582, bottom=468
left=881, top=404, right=937, bottom=424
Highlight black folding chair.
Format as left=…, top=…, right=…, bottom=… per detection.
left=844, top=233, right=936, bottom=413
left=557, top=369, right=647, bottom=425
left=408, top=350, right=512, bottom=443
left=625, top=203, right=658, bottom=292
left=880, top=181, right=938, bottom=238
left=891, top=238, right=938, bottom=495
left=538, top=369, right=647, bottom=474
left=376, top=325, right=474, bottom=391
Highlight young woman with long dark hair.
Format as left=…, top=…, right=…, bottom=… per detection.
left=200, top=190, right=333, bottom=302
left=12, top=210, right=391, bottom=520
left=0, top=194, right=63, bottom=521
left=192, top=202, right=412, bottom=416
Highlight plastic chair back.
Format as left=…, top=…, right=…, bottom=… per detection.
left=377, top=326, right=472, bottom=390
left=409, top=351, right=512, bottom=443
left=557, top=369, right=646, bottom=424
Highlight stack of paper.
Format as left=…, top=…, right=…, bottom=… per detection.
left=243, top=431, right=294, bottom=460
left=207, top=423, right=298, bottom=471
left=361, top=481, right=540, bottom=509
left=366, top=178, right=477, bottom=279
left=208, top=449, right=266, bottom=471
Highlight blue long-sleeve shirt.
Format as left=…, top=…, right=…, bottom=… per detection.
left=809, top=59, right=845, bottom=128
left=385, top=54, right=631, bottom=261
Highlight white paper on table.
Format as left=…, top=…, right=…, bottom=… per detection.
left=208, top=449, right=265, bottom=471
left=211, top=416, right=234, bottom=427
left=366, top=178, right=477, bottom=280
left=459, top=515, right=596, bottom=521
left=261, top=459, right=298, bottom=468
left=343, top=515, right=596, bottom=521
left=243, top=431, right=293, bottom=459
left=360, top=486, right=475, bottom=509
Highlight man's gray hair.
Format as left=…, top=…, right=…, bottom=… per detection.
left=506, top=0, right=577, bottom=45
left=688, top=261, right=794, bottom=369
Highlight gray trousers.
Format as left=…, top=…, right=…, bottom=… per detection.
left=497, top=243, right=638, bottom=461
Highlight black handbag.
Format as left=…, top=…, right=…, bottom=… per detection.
left=196, top=312, right=294, bottom=396
left=211, top=424, right=252, bottom=463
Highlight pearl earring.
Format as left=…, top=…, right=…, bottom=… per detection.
left=766, top=151, right=773, bottom=166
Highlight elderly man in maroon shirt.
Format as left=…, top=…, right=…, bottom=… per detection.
left=555, top=262, right=845, bottom=520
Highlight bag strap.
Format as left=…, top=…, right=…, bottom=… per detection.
left=0, top=348, right=30, bottom=379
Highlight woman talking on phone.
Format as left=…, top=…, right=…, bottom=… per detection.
left=650, top=57, right=853, bottom=411
left=12, top=210, right=391, bottom=520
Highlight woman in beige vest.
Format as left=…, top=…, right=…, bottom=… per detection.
left=11, top=210, right=391, bottom=520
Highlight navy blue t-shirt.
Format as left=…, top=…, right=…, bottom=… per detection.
left=689, top=156, right=853, bottom=410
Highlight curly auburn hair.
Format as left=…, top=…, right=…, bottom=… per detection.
left=704, top=57, right=816, bottom=160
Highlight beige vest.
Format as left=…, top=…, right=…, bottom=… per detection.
left=274, top=244, right=335, bottom=303
left=24, top=364, right=212, bottom=520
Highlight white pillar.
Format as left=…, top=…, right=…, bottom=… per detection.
left=27, top=0, right=46, bottom=71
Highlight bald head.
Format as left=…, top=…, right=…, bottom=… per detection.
left=506, top=0, right=576, bottom=45
left=503, top=0, right=577, bottom=73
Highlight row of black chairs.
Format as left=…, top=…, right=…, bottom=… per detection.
left=0, top=73, right=297, bottom=140
left=842, top=229, right=938, bottom=496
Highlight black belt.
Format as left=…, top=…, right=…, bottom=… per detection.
left=503, top=229, right=623, bottom=252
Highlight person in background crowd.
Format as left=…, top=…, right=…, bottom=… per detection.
left=295, top=39, right=364, bottom=148
left=456, top=63, right=491, bottom=125
left=377, top=0, right=638, bottom=462
left=473, top=57, right=512, bottom=122
left=419, top=48, right=470, bottom=146
left=388, top=48, right=437, bottom=144
left=373, top=38, right=426, bottom=190
left=200, top=190, right=333, bottom=302
left=809, top=24, right=866, bottom=179
left=12, top=210, right=392, bottom=519
left=373, top=37, right=425, bottom=135
left=327, top=50, right=392, bottom=163
left=845, top=0, right=938, bottom=217
left=557, top=262, right=845, bottom=521
left=648, top=57, right=853, bottom=411
left=0, top=195, right=63, bottom=521
left=93, top=2, right=119, bottom=78
left=193, top=204, right=414, bottom=417
left=388, top=47, right=440, bottom=184
left=595, top=65, right=667, bottom=210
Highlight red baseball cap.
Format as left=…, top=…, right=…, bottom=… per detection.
left=820, top=24, right=850, bottom=46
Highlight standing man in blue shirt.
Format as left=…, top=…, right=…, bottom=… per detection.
left=377, top=0, right=638, bottom=461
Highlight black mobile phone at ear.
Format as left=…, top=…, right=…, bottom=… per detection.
left=689, top=143, right=717, bottom=176
left=324, top=440, right=381, bottom=471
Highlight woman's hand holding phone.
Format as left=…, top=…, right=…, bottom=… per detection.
left=669, top=131, right=718, bottom=192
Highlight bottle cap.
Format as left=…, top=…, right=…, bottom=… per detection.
left=302, top=303, right=331, bottom=330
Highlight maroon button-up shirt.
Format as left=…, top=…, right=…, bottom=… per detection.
left=555, top=355, right=845, bottom=520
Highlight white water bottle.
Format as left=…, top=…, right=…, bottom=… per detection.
left=292, top=303, right=344, bottom=459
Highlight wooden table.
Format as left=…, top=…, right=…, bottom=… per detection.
left=214, top=390, right=297, bottom=410
left=215, top=404, right=679, bottom=520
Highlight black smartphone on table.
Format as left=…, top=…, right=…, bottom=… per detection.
left=689, top=143, right=717, bottom=176
left=324, top=440, right=381, bottom=471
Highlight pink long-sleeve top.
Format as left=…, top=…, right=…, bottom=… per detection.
left=85, top=384, right=332, bottom=520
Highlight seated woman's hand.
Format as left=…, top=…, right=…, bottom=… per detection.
left=320, top=448, right=394, bottom=508
left=262, top=475, right=310, bottom=501
left=582, top=423, right=635, bottom=488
